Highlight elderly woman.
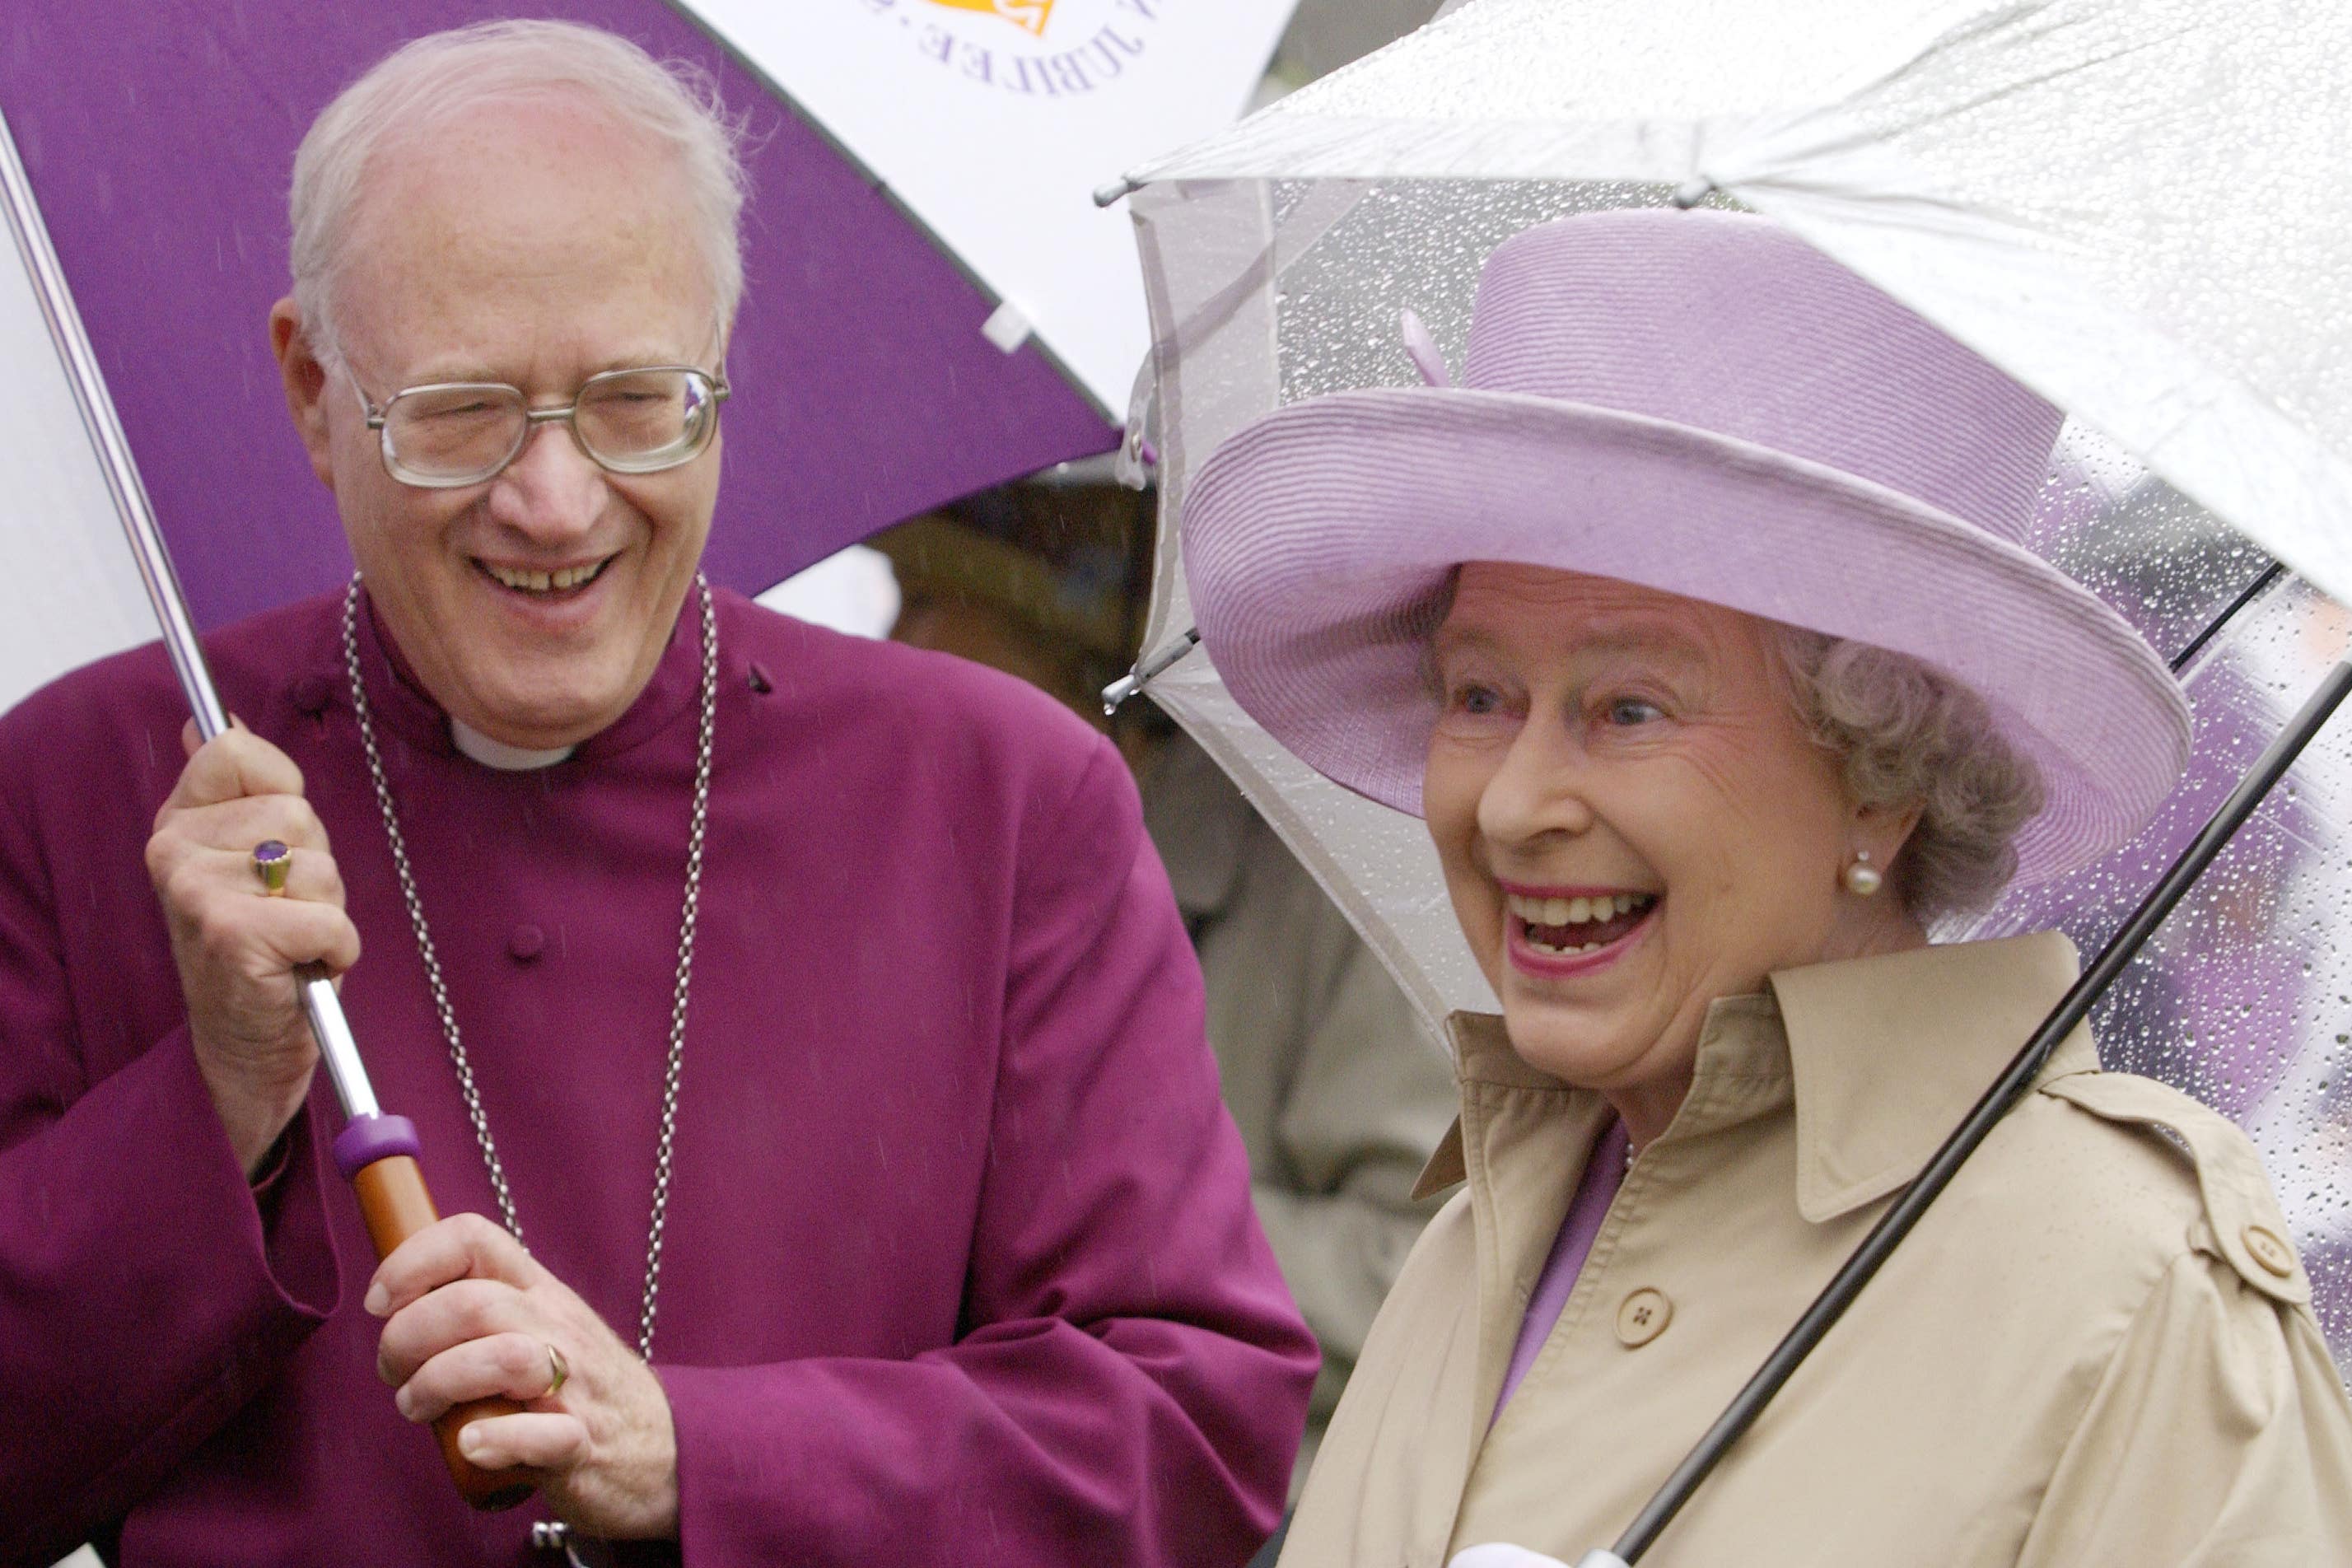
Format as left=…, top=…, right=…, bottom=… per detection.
left=1181, top=209, right=2352, bottom=1566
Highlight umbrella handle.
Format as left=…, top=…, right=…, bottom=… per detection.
left=347, top=1148, right=537, bottom=1511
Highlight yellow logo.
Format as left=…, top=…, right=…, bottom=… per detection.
left=923, top=0, right=1055, bottom=37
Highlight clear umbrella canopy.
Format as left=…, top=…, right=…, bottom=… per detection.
left=1112, top=0, right=2352, bottom=1375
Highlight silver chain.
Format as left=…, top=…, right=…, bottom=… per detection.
left=340, top=575, right=715, bottom=1360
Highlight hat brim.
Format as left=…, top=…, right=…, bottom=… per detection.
left=1182, top=387, right=2192, bottom=889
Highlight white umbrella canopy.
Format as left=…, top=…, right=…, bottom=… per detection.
left=0, top=185, right=152, bottom=715
left=1111, top=0, right=2352, bottom=1373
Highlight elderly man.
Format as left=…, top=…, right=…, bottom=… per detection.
left=0, top=20, right=1313, bottom=1567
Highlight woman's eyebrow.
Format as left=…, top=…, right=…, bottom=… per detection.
left=1430, top=625, right=1502, bottom=662
left=1568, top=629, right=1709, bottom=669
left=1421, top=611, right=1721, bottom=677
left=1431, top=618, right=1713, bottom=669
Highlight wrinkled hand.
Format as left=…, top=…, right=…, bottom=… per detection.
left=370, top=1213, right=679, bottom=1540
left=146, top=719, right=358, bottom=1175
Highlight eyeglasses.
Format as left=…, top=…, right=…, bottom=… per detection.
left=352, top=365, right=730, bottom=488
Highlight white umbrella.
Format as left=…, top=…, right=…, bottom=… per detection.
left=0, top=179, right=152, bottom=714
left=1113, top=0, right=2352, bottom=1021
left=1100, top=0, right=2352, bottom=1553
left=684, top=0, right=1302, bottom=416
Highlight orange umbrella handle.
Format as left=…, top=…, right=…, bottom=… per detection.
left=348, top=1150, right=536, bottom=1512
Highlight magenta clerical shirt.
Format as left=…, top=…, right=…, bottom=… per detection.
left=0, top=587, right=1315, bottom=1566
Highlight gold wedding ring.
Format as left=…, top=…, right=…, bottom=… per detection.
left=544, top=1342, right=569, bottom=1399
left=251, top=839, right=292, bottom=896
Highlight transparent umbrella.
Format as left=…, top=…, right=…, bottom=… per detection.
left=1098, top=0, right=2352, bottom=1551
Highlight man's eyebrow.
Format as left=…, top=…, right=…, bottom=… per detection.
left=586, top=348, right=707, bottom=374
left=386, top=348, right=702, bottom=386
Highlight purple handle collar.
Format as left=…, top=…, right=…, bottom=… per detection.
left=332, top=1113, right=422, bottom=1183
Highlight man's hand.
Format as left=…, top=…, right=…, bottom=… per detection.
left=369, top=1214, right=680, bottom=1540
left=146, top=720, right=359, bottom=1176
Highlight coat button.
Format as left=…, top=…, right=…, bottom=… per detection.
left=1616, top=1288, right=1673, bottom=1347
left=508, top=924, right=545, bottom=962
left=290, top=673, right=334, bottom=715
left=2243, top=1225, right=2297, bottom=1278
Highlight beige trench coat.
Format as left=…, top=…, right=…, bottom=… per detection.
left=1281, top=933, right=2352, bottom=1566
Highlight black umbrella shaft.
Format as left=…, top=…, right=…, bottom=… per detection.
left=2172, top=561, right=2286, bottom=674
left=1612, top=655, right=2352, bottom=1564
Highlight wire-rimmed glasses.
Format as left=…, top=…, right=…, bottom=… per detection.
left=352, top=366, right=730, bottom=489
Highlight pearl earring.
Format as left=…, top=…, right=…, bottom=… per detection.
left=1841, top=850, right=1883, bottom=897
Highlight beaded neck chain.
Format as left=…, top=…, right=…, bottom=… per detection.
left=339, top=576, right=716, bottom=1358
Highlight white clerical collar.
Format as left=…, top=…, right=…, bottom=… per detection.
left=450, top=718, right=576, bottom=771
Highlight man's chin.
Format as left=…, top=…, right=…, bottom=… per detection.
left=453, top=679, right=631, bottom=751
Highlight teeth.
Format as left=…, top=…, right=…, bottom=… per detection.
left=1525, top=933, right=1610, bottom=956
left=487, top=559, right=606, bottom=593
left=1507, top=891, right=1655, bottom=927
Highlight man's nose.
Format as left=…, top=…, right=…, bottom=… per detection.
left=486, top=419, right=604, bottom=539
left=1477, top=716, right=1594, bottom=848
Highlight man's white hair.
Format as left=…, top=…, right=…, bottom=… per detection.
left=289, top=19, right=748, bottom=359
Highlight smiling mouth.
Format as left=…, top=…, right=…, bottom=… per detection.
left=478, top=557, right=614, bottom=595
left=1506, top=890, right=1658, bottom=956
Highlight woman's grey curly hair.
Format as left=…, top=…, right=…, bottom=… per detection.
left=1773, top=628, right=2045, bottom=920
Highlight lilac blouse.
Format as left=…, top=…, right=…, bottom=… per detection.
left=1493, top=1118, right=1631, bottom=1420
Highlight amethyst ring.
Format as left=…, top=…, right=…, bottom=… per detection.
left=251, top=839, right=291, bottom=896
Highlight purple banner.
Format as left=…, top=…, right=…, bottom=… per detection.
left=2, top=0, right=1116, bottom=629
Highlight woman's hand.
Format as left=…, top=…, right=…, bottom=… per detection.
left=369, top=1213, right=679, bottom=1540
left=1448, top=1547, right=1575, bottom=1568
left=146, top=720, right=359, bottom=1175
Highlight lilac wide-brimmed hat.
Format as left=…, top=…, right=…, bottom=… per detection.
left=1182, top=208, right=2192, bottom=888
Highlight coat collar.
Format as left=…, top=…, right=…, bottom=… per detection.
left=1414, top=932, right=2098, bottom=1219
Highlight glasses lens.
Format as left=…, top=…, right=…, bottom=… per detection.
left=575, top=369, right=719, bottom=474
left=383, top=385, right=526, bottom=484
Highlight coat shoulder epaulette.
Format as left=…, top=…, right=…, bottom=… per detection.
left=2040, top=1070, right=2310, bottom=1306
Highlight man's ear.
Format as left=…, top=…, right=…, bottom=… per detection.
left=269, top=298, right=338, bottom=490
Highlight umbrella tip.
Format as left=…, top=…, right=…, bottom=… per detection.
left=1672, top=177, right=1714, bottom=209
left=1101, top=628, right=1201, bottom=713
left=1094, top=175, right=1141, bottom=208
left=1400, top=310, right=1452, bottom=388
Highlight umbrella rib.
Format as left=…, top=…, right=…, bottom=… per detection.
left=1603, top=654, right=2352, bottom=1565
left=2169, top=559, right=2285, bottom=674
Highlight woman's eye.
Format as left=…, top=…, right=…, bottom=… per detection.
left=1605, top=697, right=1664, bottom=726
left=1449, top=683, right=1504, bottom=716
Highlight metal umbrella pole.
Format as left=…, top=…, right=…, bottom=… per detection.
left=1584, top=618, right=2348, bottom=1567
left=0, top=107, right=530, bottom=1512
